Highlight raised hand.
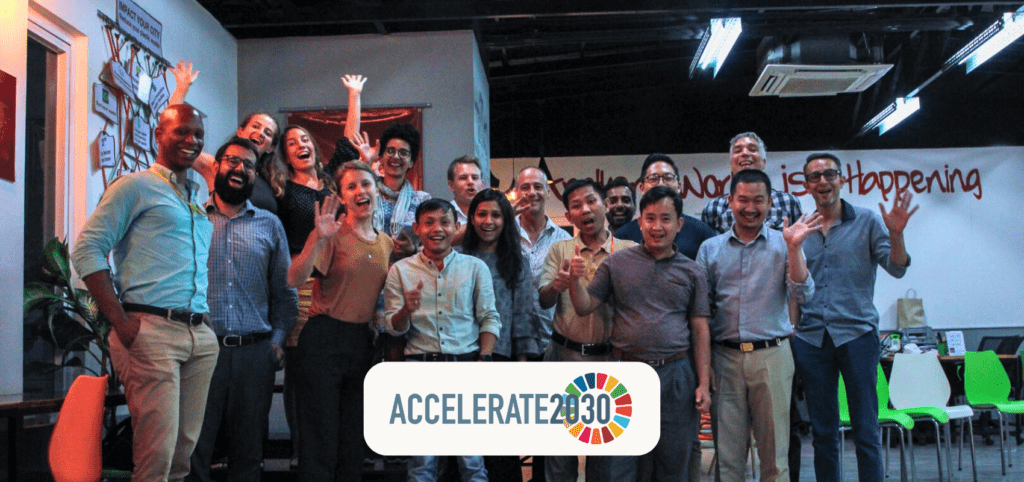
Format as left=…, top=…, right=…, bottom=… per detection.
left=341, top=74, right=367, bottom=93
left=783, top=212, right=823, bottom=247
left=569, top=245, right=586, bottom=279
left=403, top=280, right=425, bottom=313
left=348, top=131, right=379, bottom=166
left=169, top=60, right=199, bottom=88
left=513, top=194, right=530, bottom=217
left=313, top=195, right=343, bottom=240
left=880, top=188, right=919, bottom=235
left=552, top=259, right=572, bottom=292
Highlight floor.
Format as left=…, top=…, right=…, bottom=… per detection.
left=239, top=431, right=1024, bottom=482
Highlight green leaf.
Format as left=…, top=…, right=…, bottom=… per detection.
left=23, top=283, right=67, bottom=315
left=42, top=237, right=71, bottom=288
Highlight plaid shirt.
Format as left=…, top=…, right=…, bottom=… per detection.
left=701, top=189, right=803, bottom=234
left=206, top=200, right=297, bottom=346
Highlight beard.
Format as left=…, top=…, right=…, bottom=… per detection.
left=214, top=173, right=255, bottom=206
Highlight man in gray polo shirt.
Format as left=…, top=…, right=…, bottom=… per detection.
left=794, top=153, right=917, bottom=482
left=569, top=185, right=711, bottom=482
left=697, top=169, right=818, bottom=482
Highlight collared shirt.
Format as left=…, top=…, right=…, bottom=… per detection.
left=798, top=200, right=910, bottom=347
left=540, top=231, right=637, bottom=344
left=384, top=250, right=501, bottom=355
left=697, top=224, right=813, bottom=343
left=613, top=214, right=716, bottom=261
left=701, top=189, right=803, bottom=234
left=450, top=199, right=468, bottom=224
left=588, top=245, right=711, bottom=360
left=516, top=215, right=573, bottom=348
left=72, top=164, right=212, bottom=312
left=206, top=200, right=298, bottom=347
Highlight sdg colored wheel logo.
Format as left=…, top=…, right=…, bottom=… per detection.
left=562, top=373, right=632, bottom=444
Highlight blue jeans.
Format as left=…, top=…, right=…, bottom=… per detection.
left=792, top=332, right=883, bottom=482
left=609, top=357, right=699, bottom=482
left=408, top=455, right=487, bottom=482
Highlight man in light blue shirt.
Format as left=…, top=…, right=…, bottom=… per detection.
left=697, top=169, right=818, bottom=482
left=72, top=104, right=219, bottom=482
left=385, top=199, right=499, bottom=482
left=793, top=153, right=917, bottom=482
left=186, top=137, right=297, bottom=482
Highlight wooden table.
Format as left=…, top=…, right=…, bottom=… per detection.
left=0, top=391, right=126, bottom=481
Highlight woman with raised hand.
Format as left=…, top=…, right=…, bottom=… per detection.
left=287, top=161, right=393, bottom=481
left=168, top=60, right=285, bottom=212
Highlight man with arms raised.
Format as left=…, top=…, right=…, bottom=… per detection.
left=570, top=186, right=712, bottom=482
left=701, top=132, right=803, bottom=234
left=72, top=104, right=219, bottom=481
left=794, top=153, right=917, bottom=482
left=697, top=169, right=819, bottom=482
left=538, top=178, right=636, bottom=482
left=614, top=154, right=716, bottom=261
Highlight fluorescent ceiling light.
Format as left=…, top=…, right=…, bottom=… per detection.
left=945, top=11, right=1024, bottom=73
left=877, top=97, right=921, bottom=135
left=689, top=18, right=742, bottom=78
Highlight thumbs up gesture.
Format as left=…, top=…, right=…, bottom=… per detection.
left=552, top=258, right=572, bottom=292
left=403, top=279, right=424, bottom=313
left=569, top=244, right=586, bottom=279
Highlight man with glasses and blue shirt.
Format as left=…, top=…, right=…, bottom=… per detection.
left=72, top=104, right=220, bottom=482
left=702, top=132, right=803, bottom=234
left=793, top=152, right=918, bottom=482
left=187, top=137, right=297, bottom=482
left=613, top=153, right=717, bottom=260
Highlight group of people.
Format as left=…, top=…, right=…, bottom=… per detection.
left=69, top=63, right=918, bottom=482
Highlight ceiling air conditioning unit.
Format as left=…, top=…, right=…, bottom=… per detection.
left=750, top=35, right=893, bottom=97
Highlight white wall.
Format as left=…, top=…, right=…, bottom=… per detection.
left=1, top=0, right=238, bottom=395
left=495, top=146, right=1023, bottom=331
left=238, top=30, right=486, bottom=198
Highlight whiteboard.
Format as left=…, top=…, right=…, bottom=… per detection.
left=493, top=146, right=1023, bottom=330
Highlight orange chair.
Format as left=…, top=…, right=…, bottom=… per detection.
left=49, top=374, right=109, bottom=482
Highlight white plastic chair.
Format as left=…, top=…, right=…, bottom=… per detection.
left=889, top=353, right=977, bottom=482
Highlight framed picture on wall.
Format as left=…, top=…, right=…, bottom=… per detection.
left=0, top=68, right=15, bottom=183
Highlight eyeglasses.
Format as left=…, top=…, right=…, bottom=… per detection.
left=644, top=173, right=678, bottom=184
left=385, top=147, right=412, bottom=160
left=219, top=155, right=256, bottom=172
left=804, top=169, right=840, bottom=183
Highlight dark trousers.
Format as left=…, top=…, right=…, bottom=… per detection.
left=295, top=316, right=375, bottom=482
left=187, top=339, right=277, bottom=482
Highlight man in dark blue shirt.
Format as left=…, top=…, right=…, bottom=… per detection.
left=793, top=152, right=917, bottom=482
left=614, top=154, right=717, bottom=260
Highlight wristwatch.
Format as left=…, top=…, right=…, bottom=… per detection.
left=479, top=354, right=493, bottom=362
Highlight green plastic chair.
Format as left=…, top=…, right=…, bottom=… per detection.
left=839, top=366, right=916, bottom=482
left=964, top=350, right=1024, bottom=476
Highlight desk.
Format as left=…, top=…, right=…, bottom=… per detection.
left=0, top=391, right=126, bottom=481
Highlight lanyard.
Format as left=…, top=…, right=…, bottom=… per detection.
left=149, top=167, right=207, bottom=216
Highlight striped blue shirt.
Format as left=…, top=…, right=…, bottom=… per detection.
left=206, top=200, right=297, bottom=346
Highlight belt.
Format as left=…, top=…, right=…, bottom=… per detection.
left=716, top=337, right=785, bottom=352
left=217, top=332, right=272, bottom=347
left=611, top=348, right=689, bottom=367
left=405, top=352, right=478, bottom=362
left=123, top=303, right=207, bottom=326
left=551, top=331, right=611, bottom=356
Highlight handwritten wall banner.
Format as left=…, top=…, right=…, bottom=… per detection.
left=116, top=0, right=162, bottom=56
